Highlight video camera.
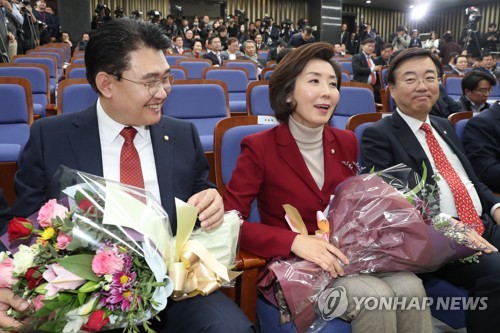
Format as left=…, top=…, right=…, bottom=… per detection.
left=130, top=10, right=142, bottom=20
left=95, top=2, right=110, bottom=16
left=21, top=0, right=30, bottom=5
left=114, top=7, right=124, bottom=19
left=234, top=9, right=248, bottom=24
left=263, top=16, right=272, bottom=27
left=147, top=9, right=162, bottom=24
left=465, top=6, right=481, bottom=31
left=281, top=19, right=292, bottom=29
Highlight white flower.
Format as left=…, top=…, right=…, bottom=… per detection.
left=13, top=245, right=36, bottom=274
left=62, top=296, right=98, bottom=333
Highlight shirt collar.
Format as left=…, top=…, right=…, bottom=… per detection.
left=396, top=108, right=430, bottom=134
left=96, top=98, right=147, bottom=144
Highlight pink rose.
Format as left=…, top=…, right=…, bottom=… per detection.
left=56, top=232, right=72, bottom=250
left=0, top=256, right=17, bottom=287
left=42, top=264, right=86, bottom=297
left=92, top=250, right=124, bottom=277
left=37, top=199, right=69, bottom=227
left=32, top=294, right=45, bottom=311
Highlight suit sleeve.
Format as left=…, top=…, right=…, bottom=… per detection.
left=352, top=55, right=372, bottom=78
left=360, top=123, right=398, bottom=171
left=463, top=114, right=500, bottom=193
left=223, top=136, right=299, bottom=258
left=188, top=122, right=216, bottom=195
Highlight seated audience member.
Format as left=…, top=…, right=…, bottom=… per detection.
left=172, top=35, right=187, bottom=54
left=451, top=54, right=469, bottom=76
left=0, top=18, right=255, bottom=333
left=224, top=42, right=432, bottom=333
left=183, top=29, right=194, bottom=49
left=463, top=101, right=500, bottom=193
left=374, top=43, right=393, bottom=67
left=266, top=41, right=286, bottom=61
left=333, top=43, right=344, bottom=56
left=188, top=40, right=204, bottom=58
left=340, top=43, right=348, bottom=55
left=78, top=32, right=90, bottom=51
left=275, top=47, right=294, bottom=64
left=473, top=53, right=497, bottom=79
left=423, top=31, right=440, bottom=50
left=254, top=33, right=268, bottom=51
left=439, top=32, right=462, bottom=66
left=202, top=35, right=226, bottom=66
left=408, top=29, right=422, bottom=48
left=287, top=26, right=315, bottom=47
left=352, top=38, right=383, bottom=102
left=456, top=71, right=497, bottom=112
left=242, top=39, right=266, bottom=69
left=361, top=48, right=500, bottom=333
left=61, top=31, right=75, bottom=54
left=221, top=37, right=244, bottom=60
left=442, top=51, right=459, bottom=72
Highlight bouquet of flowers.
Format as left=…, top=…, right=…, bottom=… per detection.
left=259, top=164, right=479, bottom=333
left=0, top=168, right=175, bottom=333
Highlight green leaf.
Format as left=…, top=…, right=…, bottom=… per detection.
left=78, top=292, right=87, bottom=305
left=54, top=254, right=100, bottom=282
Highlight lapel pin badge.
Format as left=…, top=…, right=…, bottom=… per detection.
left=331, top=149, right=335, bottom=154
left=443, top=130, right=447, bottom=135
left=163, top=135, right=169, bottom=141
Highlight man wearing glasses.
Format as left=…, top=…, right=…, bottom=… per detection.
left=0, top=18, right=255, bottom=333
left=361, top=48, right=500, bottom=333
left=456, top=71, right=497, bottom=112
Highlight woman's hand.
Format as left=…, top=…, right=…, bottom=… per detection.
left=291, top=235, right=349, bottom=278
left=0, top=288, right=28, bottom=329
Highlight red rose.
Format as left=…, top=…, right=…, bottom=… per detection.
left=25, top=267, right=45, bottom=290
left=81, top=310, right=109, bottom=332
left=78, top=199, right=101, bottom=216
left=7, top=217, right=34, bottom=242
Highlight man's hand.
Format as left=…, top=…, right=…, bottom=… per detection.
left=187, top=188, right=224, bottom=230
left=291, top=235, right=349, bottom=278
left=0, top=288, right=28, bottom=329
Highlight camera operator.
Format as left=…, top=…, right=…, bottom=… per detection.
left=279, top=19, right=295, bottom=43
left=1, top=0, right=23, bottom=59
left=91, top=2, right=111, bottom=30
left=287, top=25, right=314, bottom=47
left=44, top=5, right=58, bottom=41
left=360, top=22, right=376, bottom=41
left=114, top=7, right=124, bottom=19
left=226, top=16, right=238, bottom=37
left=17, top=0, right=37, bottom=53
left=32, top=0, right=56, bottom=44
left=259, top=16, right=279, bottom=48
left=391, top=25, right=410, bottom=51
left=481, top=23, right=499, bottom=53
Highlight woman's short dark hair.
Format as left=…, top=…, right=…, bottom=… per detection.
left=85, top=18, right=170, bottom=93
left=387, top=48, right=442, bottom=85
left=269, top=42, right=341, bottom=123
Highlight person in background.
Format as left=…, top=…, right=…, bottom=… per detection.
left=392, top=25, right=410, bottom=51
left=451, top=54, right=469, bottom=76
left=409, top=29, right=422, bottom=48
left=480, top=23, right=499, bottom=53
left=266, top=40, right=286, bottom=61
left=242, top=39, right=266, bottom=69
left=352, top=38, right=383, bottom=102
left=60, top=30, right=74, bottom=54
left=78, top=32, right=90, bottom=51
left=189, top=39, right=204, bottom=58
left=287, top=26, right=315, bottom=47
left=456, top=71, right=497, bottom=112
left=224, top=42, right=432, bottom=333
left=473, top=53, right=497, bottom=79
left=374, top=43, right=393, bottom=67
left=221, top=37, right=244, bottom=60
left=202, top=35, right=226, bottom=66
left=423, top=31, right=440, bottom=50
left=439, top=32, right=462, bottom=66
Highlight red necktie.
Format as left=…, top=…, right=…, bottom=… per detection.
left=120, top=127, right=145, bottom=189
left=421, top=123, right=484, bottom=235
left=366, top=56, right=377, bottom=85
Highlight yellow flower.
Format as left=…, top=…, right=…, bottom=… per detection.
left=40, top=227, right=56, bottom=240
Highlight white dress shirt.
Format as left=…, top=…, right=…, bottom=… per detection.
left=96, top=99, right=161, bottom=203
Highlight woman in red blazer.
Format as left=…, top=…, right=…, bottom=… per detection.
left=224, top=43, right=432, bottom=332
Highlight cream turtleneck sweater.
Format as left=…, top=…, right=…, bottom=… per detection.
left=288, top=115, right=325, bottom=189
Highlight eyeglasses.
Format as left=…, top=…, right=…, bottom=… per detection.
left=400, top=77, right=439, bottom=87
left=474, top=88, right=492, bottom=95
left=116, top=74, right=174, bottom=96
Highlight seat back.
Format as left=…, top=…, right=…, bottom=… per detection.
left=0, top=77, right=33, bottom=149
left=246, top=80, right=274, bottom=116
left=490, top=82, right=500, bottom=99
left=13, top=55, right=58, bottom=81
left=214, top=116, right=278, bottom=221
left=258, top=50, right=268, bottom=60
left=66, top=64, right=87, bottom=79
left=28, top=50, right=63, bottom=69
left=57, top=78, right=97, bottom=115
left=169, top=66, right=188, bottom=80
left=165, top=55, right=188, bottom=66
left=203, top=67, right=249, bottom=93
left=332, top=83, right=376, bottom=129
left=340, top=61, right=353, bottom=75
left=261, top=67, right=274, bottom=80
left=162, top=79, right=230, bottom=151
left=224, top=60, right=258, bottom=80
left=40, top=43, right=71, bottom=62
left=176, top=59, right=212, bottom=79
left=341, top=71, right=351, bottom=82
left=443, top=74, right=463, bottom=101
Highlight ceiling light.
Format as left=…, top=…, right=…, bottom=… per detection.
left=366, top=0, right=371, bottom=3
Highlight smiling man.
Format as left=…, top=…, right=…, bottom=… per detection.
left=0, top=18, right=254, bottom=333
left=361, top=48, right=500, bottom=333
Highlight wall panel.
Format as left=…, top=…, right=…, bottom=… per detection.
left=89, top=0, right=171, bottom=20
left=227, top=0, right=307, bottom=28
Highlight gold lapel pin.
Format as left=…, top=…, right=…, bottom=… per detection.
left=164, top=135, right=169, bottom=141
left=331, top=149, right=335, bottom=154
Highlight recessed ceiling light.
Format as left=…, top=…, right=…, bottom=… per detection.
left=366, top=0, right=372, bottom=3
left=410, top=4, right=414, bottom=8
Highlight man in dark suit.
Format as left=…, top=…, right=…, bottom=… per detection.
left=361, top=48, right=500, bottom=333
left=339, top=23, right=350, bottom=47
left=429, top=84, right=463, bottom=118
left=456, top=70, right=497, bottom=112
left=408, top=29, right=422, bottom=48
left=0, top=18, right=254, bottom=333
left=202, top=35, right=226, bottom=66
left=473, top=52, right=496, bottom=79
left=463, top=101, right=500, bottom=192
left=352, top=38, right=383, bottom=102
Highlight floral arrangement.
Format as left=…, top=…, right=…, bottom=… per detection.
left=0, top=175, right=173, bottom=332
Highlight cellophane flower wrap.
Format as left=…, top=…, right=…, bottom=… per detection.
left=1, top=167, right=174, bottom=333
left=259, top=164, right=478, bottom=333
